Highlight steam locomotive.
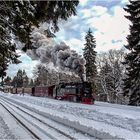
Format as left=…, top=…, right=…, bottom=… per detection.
left=34, top=82, right=95, bottom=104
left=12, top=82, right=95, bottom=104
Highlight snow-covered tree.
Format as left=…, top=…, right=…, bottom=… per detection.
left=11, top=76, right=17, bottom=87
left=83, top=29, right=97, bottom=94
left=100, top=62, right=113, bottom=102
left=29, top=79, right=34, bottom=87
left=11, top=69, right=29, bottom=87
left=0, top=6, right=20, bottom=83
left=16, top=70, right=24, bottom=87
left=0, top=58, right=8, bottom=86
left=96, top=49, right=125, bottom=103
left=122, top=0, right=140, bottom=106
left=0, top=0, right=79, bottom=51
left=4, top=76, right=12, bottom=86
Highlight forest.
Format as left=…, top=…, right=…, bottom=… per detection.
left=0, top=0, right=140, bottom=106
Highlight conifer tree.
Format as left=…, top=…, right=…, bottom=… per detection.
left=4, top=76, right=12, bottom=86
left=0, top=0, right=79, bottom=51
left=0, top=9, right=20, bottom=82
left=11, top=76, right=17, bottom=87
left=29, top=79, right=34, bottom=87
left=16, top=70, right=24, bottom=87
left=83, top=29, right=97, bottom=93
left=12, top=69, right=29, bottom=87
left=123, top=0, right=140, bottom=106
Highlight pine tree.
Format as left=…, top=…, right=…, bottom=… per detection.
left=11, top=76, right=16, bottom=87
left=0, top=8, right=20, bottom=82
left=13, top=69, right=29, bottom=87
left=0, top=57, right=8, bottom=86
left=4, top=76, right=11, bottom=86
left=16, top=70, right=23, bottom=87
left=0, top=0, right=79, bottom=51
left=83, top=29, right=97, bottom=93
left=123, top=0, right=140, bottom=106
left=22, top=70, right=29, bottom=87
left=29, top=79, right=34, bottom=87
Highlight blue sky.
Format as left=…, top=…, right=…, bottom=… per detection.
left=7, top=0, right=130, bottom=78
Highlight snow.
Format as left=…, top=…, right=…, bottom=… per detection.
left=0, top=91, right=140, bottom=139
left=0, top=115, right=15, bottom=139
left=0, top=102, right=34, bottom=139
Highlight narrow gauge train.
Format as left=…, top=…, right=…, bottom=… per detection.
left=34, top=82, right=95, bottom=104
left=12, top=82, right=95, bottom=104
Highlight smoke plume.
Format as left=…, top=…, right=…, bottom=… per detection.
left=27, top=24, right=86, bottom=78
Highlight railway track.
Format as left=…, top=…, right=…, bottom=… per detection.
left=0, top=96, right=97, bottom=140
left=0, top=102, right=40, bottom=140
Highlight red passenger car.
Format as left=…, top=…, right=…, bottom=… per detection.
left=31, top=85, right=55, bottom=97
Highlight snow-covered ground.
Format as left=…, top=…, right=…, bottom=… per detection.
left=0, top=91, right=140, bottom=140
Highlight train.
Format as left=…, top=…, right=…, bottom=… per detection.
left=11, top=82, right=95, bottom=104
